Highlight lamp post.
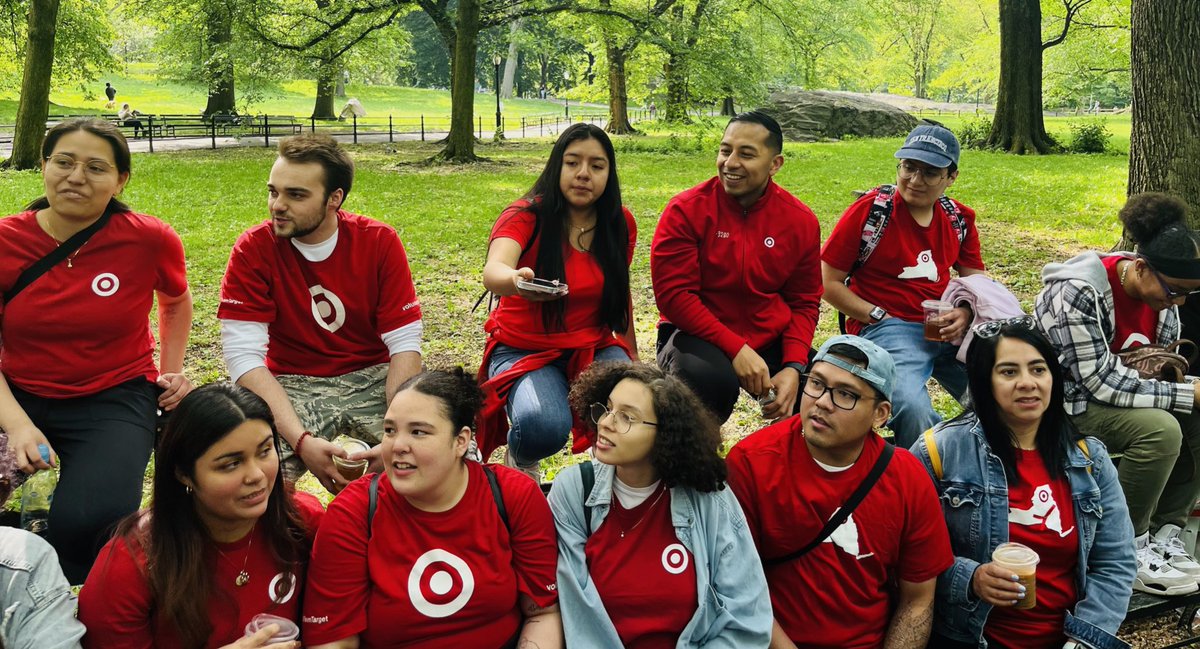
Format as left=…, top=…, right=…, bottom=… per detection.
left=493, top=54, right=503, bottom=140
left=563, top=70, right=570, bottom=119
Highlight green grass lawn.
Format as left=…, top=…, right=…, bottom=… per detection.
left=0, top=131, right=1129, bottom=453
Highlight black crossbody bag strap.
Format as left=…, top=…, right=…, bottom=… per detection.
left=4, top=210, right=113, bottom=304
left=764, top=443, right=894, bottom=567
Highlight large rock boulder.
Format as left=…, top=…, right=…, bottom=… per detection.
left=759, top=89, right=919, bottom=142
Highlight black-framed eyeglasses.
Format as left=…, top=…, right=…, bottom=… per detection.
left=896, top=161, right=948, bottom=183
left=800, top=374, right=877, bottom=410
left=589, top=402, right=657, bottom=435
left=973, top=315, right=1037, bottom=339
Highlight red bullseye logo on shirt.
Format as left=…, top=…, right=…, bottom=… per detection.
left=661, top=543, right=689, bottom=575
left=269, top=571, right=298, bottom=605
left=91, top=273, right=120, bottom=297
left=308, top=284, right=346, bottom=333
left=408, top=549, right=475, bottom=618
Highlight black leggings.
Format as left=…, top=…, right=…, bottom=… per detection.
left=12, top=378, right=156, bottom=584
left=656, top=324, right=794, bottom=423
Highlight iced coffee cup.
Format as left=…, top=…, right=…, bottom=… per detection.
left=922, top=300, right=955, bottom=342
left=992, top=542, right=1040, bottom=610
left=332, top=436, right=371, bottom=481
left=244, top=613, right=300, bottom=642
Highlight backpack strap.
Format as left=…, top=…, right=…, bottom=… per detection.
left=937, top=195, right=967, bottom=245
left=483, top=464, right=512, bottom=534
left=4, top=209, right=113, bottom=304
left=366, top=472, right=382, bottom=539
left=924, top=428, right=943, bottom=480
left=764, top=443, right=894, bottom=567
left=1077, top=439, right=1092, bottom=474
left=580, top=461, right=596, bottom=534
left=851, top=184, right=896, bottom=276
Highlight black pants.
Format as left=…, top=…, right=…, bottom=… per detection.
left=925, top=632, right=976, bottom=649
left=12, top=378, right=156, bottom=584
left=656, top=324, right=795, bottom=423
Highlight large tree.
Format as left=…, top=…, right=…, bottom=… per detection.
left=6, top=0, right=62, bottom=170
left=1128, top=0, right=1200, bottom=216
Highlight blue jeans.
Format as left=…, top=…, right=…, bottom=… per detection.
left=488, top=344, right=631, bottom=465
left=860, top=318, right=967, bottom=449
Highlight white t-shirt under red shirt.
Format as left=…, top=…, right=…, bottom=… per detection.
left=822, top=189, right=984, bottom=335
left=218, top=211, right=421, bottom=377
left=585, top=482, right=698, bottom=648
left=303, top=462, right=558, bottom=648
left=726, top=419, right=953, bottom=648
left=0, top=210, right=188, bottom=397
left=79, top=492, right=324, bottom=649
left=985, top=449, right=1079, bottom=649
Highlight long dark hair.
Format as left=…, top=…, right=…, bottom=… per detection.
left=26, top=117, right=132, bottom=214
left=522, top=123, right=630, bottom=333
left=569, top=362, right=727, bottom=492
left=962, top=323, right=1079, bottom=485
left=113, top=383, right=309, bottom=649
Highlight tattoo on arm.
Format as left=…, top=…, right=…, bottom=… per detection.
left=884, top=599, right=933, bottom=649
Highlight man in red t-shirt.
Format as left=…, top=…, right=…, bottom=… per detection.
left=821, top=124, right=986, bottom=449
left=652, top=111, right=822, bottom=423
left=219, top=134, right=422, bottom=494
left=727, top=335, right=953, bottom=649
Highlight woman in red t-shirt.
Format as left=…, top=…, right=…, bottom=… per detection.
left=480, top=123, right=637, bottom=479
left=80, top=383, right=322, bottom=649
left=0, top=118, right=193, bottom=583
left=914, top=320, right=1134, bottom=649
left=548, top=362, right=771, bottom=648
left=303, top=369, right=561, bottom=649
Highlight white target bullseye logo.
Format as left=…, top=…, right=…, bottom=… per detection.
left=91, top=273, right=119, bottom=297
left=308, top=284, right=346, bottom=333
left=661, top=543, right=689, bottom=574
left=408, top=549, right=475, bottom=618
left=764, top=237, right=776, bottom=248
left=269, top=571, right=297, bottom=604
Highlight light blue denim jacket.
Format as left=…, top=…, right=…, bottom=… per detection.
left=0, top=528, right=85, bottom=649
left=547, top=460, right=772, bottom=648
left=910, top=414, right=1135, bottom=649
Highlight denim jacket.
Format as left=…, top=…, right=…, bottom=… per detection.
left=910, top=414, right=1135, bottom=649
left=0, top=528, right=85, bottom=649
left=547, top=460, right=772, bottom=648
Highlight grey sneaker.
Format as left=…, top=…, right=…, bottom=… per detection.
left=1136, top=534, right=1199, bottom=596
left=1153, top=524, right=1200, bottom=581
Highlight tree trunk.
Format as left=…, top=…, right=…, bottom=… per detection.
left=501, top=19, right=521, bottom=99
left=335, top=70, right=346, bottom=97
left=1128, top=0, right=1200, bottom=218
left=986, top=0, right=1053, bottom=154
left=663, top=53, right=690, bottom=123
left=605, top=43, right=635, bottom=134
left=7, top=0, right=61, bottom=170
left=440, top=0, right=480, bottom=162
left=202, top=4, right=236, bottom=117
left=720, top=96, right=735, bottom=116
left=313, top=58, right=338, bottom=120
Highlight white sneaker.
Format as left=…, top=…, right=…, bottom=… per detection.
left=1153, top=524, right=1200, bottom=581
left=1136, top=534, right=1200, bottom=596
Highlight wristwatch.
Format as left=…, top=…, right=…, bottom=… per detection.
left=868, top=306, right=887, bottom=322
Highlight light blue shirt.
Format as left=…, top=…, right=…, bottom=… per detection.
left=0, top=528, right=85, bottom=649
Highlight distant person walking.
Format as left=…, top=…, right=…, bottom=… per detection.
left=104, top=83, right=116, bottom=109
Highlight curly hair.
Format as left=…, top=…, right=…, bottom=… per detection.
left=569, top=362, right=727, bottom=492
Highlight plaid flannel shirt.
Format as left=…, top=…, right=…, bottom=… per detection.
left=1035, top=276, right=1193, bottom=416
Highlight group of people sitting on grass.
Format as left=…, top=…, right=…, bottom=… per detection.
left=0, top=112, right=1196, bottom=648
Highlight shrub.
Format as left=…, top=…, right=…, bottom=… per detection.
left=956, top=116, right=993, bottom=150
left=1066, top=119, right=1111, bottom=154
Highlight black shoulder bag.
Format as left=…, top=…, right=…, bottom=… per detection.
left=762, top=443, right=894, bottom=567
left=3, top=211, right=113, bottom=304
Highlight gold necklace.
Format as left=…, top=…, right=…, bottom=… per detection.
left=1120, top=260, right=1132, bottom=287
left=619, top=486, right=667, bottom=539
left=39, top=213, right=87, bottom=268
left=217, top=526, right=255, bottom=587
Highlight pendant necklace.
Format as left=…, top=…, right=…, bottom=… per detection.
left=218, top=526, right=255, bottom=587
left=619, top=486, right=666, bottom=539
left=570, top=219, right=596, bottom=252
left=40, top=214, right=86, bottom=267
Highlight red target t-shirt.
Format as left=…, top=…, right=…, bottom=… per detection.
left=821, top=190, right=983, bottom=334
left=585, top=483, right=698, bottom=648
left=726, top=419, right=953, bottom=649
left=984, top=450, right=1079, bottom=649
left=303, top=462, right=559, bottom=648
left=1103, top=255, right=1158, bottom=352
left=218, top=211, right=421, bottom=377
left=0, top=210, right=188, bottom=397
left=79, top=492, right=324, bottom=649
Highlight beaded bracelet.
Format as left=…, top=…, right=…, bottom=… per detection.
left=295, top=431, right=313, bottom=456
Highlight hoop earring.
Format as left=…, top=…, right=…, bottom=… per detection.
left=185, top=485, right=193, bottom=495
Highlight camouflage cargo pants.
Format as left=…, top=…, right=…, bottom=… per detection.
left=275, top=363, right=388, bottom=481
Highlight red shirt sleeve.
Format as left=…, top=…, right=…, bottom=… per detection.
left=154, top=222, right=189, bottom=298
left=820, top=194, right=873, bottom=274
left=490, top=203, right=537, bottom=247
left=780, top=204, right=822, bottom=364
left=79, top=536, right=156, bottom=649
left=651, top=198, right=747, bottom=358
left=951, top=202, right=985, bottom=271
left=303, top=479, right=372, bottom=644
left=624, top=206, right=637, bottom=263
left=375, top=229, right=422, bottom=334
left=218, top=230, right=276, bottom=323
left=496, top=468, right=560, bottom=609
left=896, top=452, right=955, bottom=583
left=723, top=445, right=762, bottom=548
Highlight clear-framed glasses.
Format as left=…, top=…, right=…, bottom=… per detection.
left=896, top=161, right=947, bottom=183
left=44, top=154, right=116, bottom=179
left=800, top=374, right=876, bottom=411
left=972, top=315, right=1037, bottom=339
left=589, top=402, right=657, bottom=435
